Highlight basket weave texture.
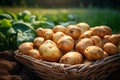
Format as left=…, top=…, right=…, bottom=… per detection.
left=15, top=51, right=120, bottom=80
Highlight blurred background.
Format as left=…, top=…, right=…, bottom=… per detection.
left=0, top=0, right=120, bottom=9
left=0, top=0, right=120, bottom=33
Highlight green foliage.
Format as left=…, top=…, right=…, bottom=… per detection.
left=0, top=8, right=120, bottom=51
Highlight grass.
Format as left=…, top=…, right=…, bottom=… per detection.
left=0, top=7, right=120, bottom=33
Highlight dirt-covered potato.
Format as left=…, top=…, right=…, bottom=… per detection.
left=44, top=30, right=54, bottom=40
left=100, top=26, right=112, bottom=35
left=80, top=31, right=92, bottom=39
left=53, top=32, right=65, bottom=43
left=59, top=51, right=83, bottom=65
left=28, top=49, right=41, bottom=59
left=90, top=36, right=103, bottom=48
left=39, top=40, right=62, bottom=62
left=66, top=26, right=81, bottom=40
left=75, top=38, right=93, bottom=55
left=35, top=28, right=46, bottom=37
left=103, top=42, right=117, bottom=55
left=84, top=46, right=104, bottom=60
left=34, top=37, right=44, bottom=48
left=109, top=34, right=120, bottom=45
left=57, top=35, right=74, bottom=52
left=77, top=22, right=90, bottom=34
left=53, top=25, right=66, bottom=33
left=91, top=26, right=106, bottom=38
left=18, top=42, right=34, bottom=55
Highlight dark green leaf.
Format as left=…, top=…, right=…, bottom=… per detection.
left=12, top=21, right=35, bottom=46
left=0, top=14, right=12, bottom=20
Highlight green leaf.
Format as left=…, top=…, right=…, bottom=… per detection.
left=5, top=11, right=17, bottom=20
left=17, top=29, right=35, bottom=46
left=59, top=21, right=77, bottom=26
left=0, top=19, right=12, bottom=28
left=32, top=21, right=55, bottom=29
left=12, top=22, right=35, bottom=46
left=0, top=14, right=12, bottom=20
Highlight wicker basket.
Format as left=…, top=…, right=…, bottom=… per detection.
left=15, top=50, right=120, bottom=80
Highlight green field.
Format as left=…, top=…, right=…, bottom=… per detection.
left=1, top=7, right=120, bottom=33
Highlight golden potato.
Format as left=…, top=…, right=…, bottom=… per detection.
left=103, top=51, right=108, bottom=58
left=91, top=26, right=106, bottom=38
left=90, top=36, right=103, bottom=48
left=82, top=59, right=93, bottom=65
left=109, top=34, right=120, bottom=45
left=53, top=25, right=66, bottom=33
left=66, top=26, right=81, bottom=40
left=77, top=22, right=90, bottom=34
left=39, top=41, right=62, bottom=62
left=44, top=30, right=54, bottom=40
left=103, top=42, right=117, bottom=55
left=102, top=35, right=111, bottom=45
left=34, top=37, right=44, bottom=48
left=57, top=35, right=74, bottom=52
left=100, top=26, right=112, bottom=35
left=18, top=42, right=34, bottom=55
left=80, top=31, right=92, bottom=39
left=84, top=46, right=104, bottom=60
left=66, top=25, right=75, bottom=29
left=28, top=49, right=41, bottom=59
left=43, top=40, right=57, bottom=46
left=35, top=28, right=46, bottom=37
left=75, top=38, right=93, bottom=55
left=117, top=44, right=120, bottom=52
left=59, top=51, right=83, bottom=65
left=53, top=32, right=65, bottom=43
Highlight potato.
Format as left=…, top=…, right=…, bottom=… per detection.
left=84, top=46, right=104, bottom=60
left=103, top=42, right=117, bottom=55
left=53, top=32, right=65, bottom=43
left=57, top=35, right=74, bottom=52
left=117, top=44, right=120, bottom=52
left=44, top=30, right=54, bottom=40
left=34, top=37, right=44, bottom=48
left=75, top=38, right=93, bottom=55
left=39, top=41, right=62, bottom=62
left=80, top=31, right=92, bottom=39
left=82, top=59, right=93, bottom=65
left=103, top=51, right=108, bottom=58
left=109, top=34, right=120, bottom=45
left=18, top=42, right=34, bottom=55
left=100, top=26, right=112, bottom=35
left=35, top=28, right=46, bottom=37
left=90, top=36, right=103, bottom=48
left=102, top=35, right=111, bottom=45
left=43, top=40, right=57, bottom=46
left=59, top=51, right=83, bottom=65
left=66, top=25, right=75, bottom=29
left=65, top=26, right=81, bottom=40
left=44, top=28, right=53, bottom=32
left=53, top=25, right=66, bottom=33
left=77, top=22, right=90, bottom=34
left=28, top=49, right=41, bottom=59
left=91, top=26, right=106, bottom=38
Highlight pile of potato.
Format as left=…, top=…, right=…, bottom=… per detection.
left=18, top=22, right=120, bottom=65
